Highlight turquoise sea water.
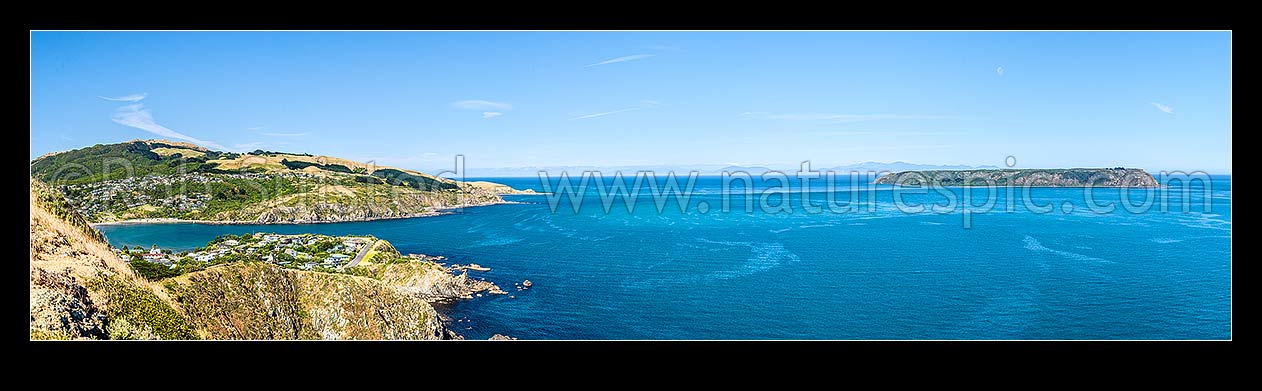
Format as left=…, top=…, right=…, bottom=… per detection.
left=98, top=175, right=1232, bottom=339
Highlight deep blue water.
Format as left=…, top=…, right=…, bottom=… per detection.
left=98, top=175, right=1232, bottom=339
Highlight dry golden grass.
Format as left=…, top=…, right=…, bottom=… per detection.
left=29, top=180, right=176, bottom=306
left=203, top=151, right=458, bottom=185
left=151, top=147, right=205, bottom=159
left=137, top=139, right=207, bottom=151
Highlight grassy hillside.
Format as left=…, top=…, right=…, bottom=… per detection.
left=30, top=140, right=520, bottom=223
left=30, top=177, right=197, bottom=340
left=31, top=140, right=226, bottom=185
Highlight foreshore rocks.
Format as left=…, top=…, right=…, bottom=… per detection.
left=373, top=263, right=507, bottom=304
left=248, top=198, right=505, bottom=224
left=449, top=263, right=491, bottom=272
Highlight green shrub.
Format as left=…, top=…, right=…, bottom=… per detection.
left=130, top=259, right=183, bottom=280
left=87, top=276, right=198, bottom=340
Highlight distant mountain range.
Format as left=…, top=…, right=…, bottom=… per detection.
left=449, top=162, right=999, bottom=177
left=828, top=161, right=1001, bottom=173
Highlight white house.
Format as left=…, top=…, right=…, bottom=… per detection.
left=325, top=253, right=351, bottom=265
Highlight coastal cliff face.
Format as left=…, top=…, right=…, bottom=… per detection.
left=165, top=263, right=446, bottom=340
left=231, top=188, right=503, bottom=224
left=873, top=168, right=1159, bottom=187
left=29, top=177, right=479, bottom=340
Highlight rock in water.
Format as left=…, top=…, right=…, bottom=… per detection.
left=522, top=279, right=533, bottom=288
left=489, top=334, right=517, bottom=340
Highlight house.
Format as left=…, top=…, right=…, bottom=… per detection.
left=263, top=235, right=281, bottom=242
left=223, top=239, right=240, bottom=246
left=142, top=253, right=171, bottom=265
left=325, top=253, right=351, bottom=265
left=140, top=245, right=167, bottom=263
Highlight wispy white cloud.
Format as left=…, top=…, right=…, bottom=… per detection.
left=110, top=103, right=227, bottom=150
left=996, top=66, right=1005, bottom=76
left=641, top=45, right=684, bottom=52
left=261, top=132, right=309, bottom=137
left=246, top=126, right=265, bottom=131
left=98, top=93, right=147, bottom=102
left=804, top=130, right=954, bottom=137
left=451, top=100, right=513, bottom=111
left=741, top=112, right=949, bottom=122
left=1150, top=102, right=1174, bottom=114
left=586, top=54, right=655, bottom=67
left=571, top=100, right=660, bottom=120
left=482, top=112, right=504, bottom=119
left=571, top=107, right=642, bottom=120
left=233, top=141, right=266, bottom=150
left=831, top=144, right=956, bottom=152
left=359, top=153, right=449, bottom=170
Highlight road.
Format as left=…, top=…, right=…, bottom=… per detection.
left=340, top=240, right=377, bottom=269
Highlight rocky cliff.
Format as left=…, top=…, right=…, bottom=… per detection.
left=873, top=168, right=1159, bottom=187
left=239, top=188, right=504, bottom=224
left=165, top=262, right=446, bottom=340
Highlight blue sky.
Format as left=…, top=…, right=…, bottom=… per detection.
left=30, top=31, right=1231, bottom=172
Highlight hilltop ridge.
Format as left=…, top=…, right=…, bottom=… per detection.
left=30, top=140, right=533, bottom=224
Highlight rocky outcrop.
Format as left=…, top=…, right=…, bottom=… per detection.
left=29, top=268, right=106, bottom=340
left=489, top=334, right=517, bottom=340
left=873, top=168, right=1159, bottom=187
left=462, top=181, right=538, bottom=195
left=364, top=262, right=505, bottom=303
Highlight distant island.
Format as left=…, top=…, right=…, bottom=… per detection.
left=873, top=168, right=1160, bottom=187
left=29, top=140, right=534, bottom=224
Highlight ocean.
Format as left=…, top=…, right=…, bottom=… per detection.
left=97, top=174, right=1232, bottom=339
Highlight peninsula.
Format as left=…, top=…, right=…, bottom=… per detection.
left=30, top=140, right=535, bottom=224
left=873, top=168, right=1160, bottom=187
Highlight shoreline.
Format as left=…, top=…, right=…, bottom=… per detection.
left=89, top=199, right=530, bottom=227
